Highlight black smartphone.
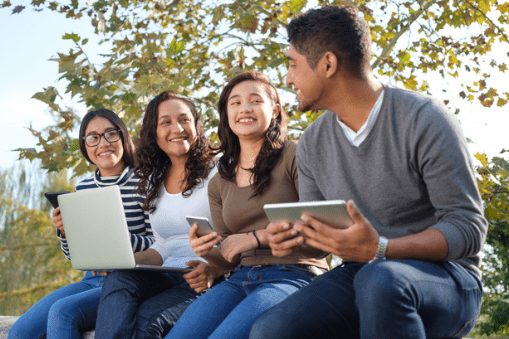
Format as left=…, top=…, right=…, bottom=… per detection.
left=44, top=191, right=70, bottom=209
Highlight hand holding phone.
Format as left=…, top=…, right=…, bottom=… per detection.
left=186, top=216, right=214, bottom=237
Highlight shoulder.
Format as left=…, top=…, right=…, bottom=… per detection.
left=299, top=111, right=336, bottom=143
left=277, top=140, right=297, bottom=167
left=207, top=171, right=223, bottom=196
left=383, top=84, right=454, bottom=123
left=382, top=85, right=463, bottom=142
left=75, top=174, right=96, bottom=191
left=297, top=111, right=336, bottom=158
left=282, top=140, right=297, bottom=157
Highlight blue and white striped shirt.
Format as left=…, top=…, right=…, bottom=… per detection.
left=56, top=166, right=154, bottom=260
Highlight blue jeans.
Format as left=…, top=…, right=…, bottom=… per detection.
left=94, top=270, right=200, bottom=339
left=8, top=271, right=104, bottom=339
left=250, top=260, right=483, bottom=339
left=166, top=265, right=315, bottom=339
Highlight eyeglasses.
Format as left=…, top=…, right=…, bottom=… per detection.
left=83, top=129, right=122, bottom=147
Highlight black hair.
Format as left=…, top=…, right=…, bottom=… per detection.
left=287, top=5, right=372, bottom=78
left=216, top=71, right=287, bottom=197
left=78, top=108, right=136, bottom=168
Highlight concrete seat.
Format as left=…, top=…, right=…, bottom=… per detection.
left=0, top=316, right=95, bottom=339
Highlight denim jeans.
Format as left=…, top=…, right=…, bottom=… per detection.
left=250, top=260, right=483, bottom=339
left=8, top=271, right=104, bottom=339
left=165, top=265, right=315, bottom=339
left=94, top=270, right=199, bottom=339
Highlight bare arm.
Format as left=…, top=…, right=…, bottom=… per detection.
left=134, top=248, right=164, bottom=266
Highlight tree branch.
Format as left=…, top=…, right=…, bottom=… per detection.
left=371, top=0, right=439, bottom=70
left=463, top=0, right=509, bottom=44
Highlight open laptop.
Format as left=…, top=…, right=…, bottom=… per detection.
left=58, top=185, right=192, bottom=272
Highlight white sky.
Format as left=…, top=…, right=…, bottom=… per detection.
left=0, top=5, right=507, bottom=171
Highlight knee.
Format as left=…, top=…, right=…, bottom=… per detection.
left=101, top=270, right=137, bottom=294
left=7, top=318, right=25, bottom=339
left=249, top=307, right=299, bottom=339
left=47, top=298, right=75, bottom=328
left=249, top=311, right=282, bottom=339
left=8, top=313, right=43, bottom=339
left=354, top=261, right=408, bottom=308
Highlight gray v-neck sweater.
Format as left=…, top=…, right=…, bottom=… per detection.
left=296, top=84, right=487, bottom=276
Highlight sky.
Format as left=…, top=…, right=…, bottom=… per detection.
left=0, top=5, right=508, bottom=171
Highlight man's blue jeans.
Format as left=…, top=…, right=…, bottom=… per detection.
left=8, top=271, right=104, bottom=339
left=94, top=270, right=199, bottom=339
left=165, top=265, right=315, bottom=339
left=250, top=260, right=482, bottom=339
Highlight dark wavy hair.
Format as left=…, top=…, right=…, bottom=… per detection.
left=216, top=71, right=288, bottom=198
left=78, top=108, right=136, bottom=168
left=135, top=91, right=214, bottom=213
left=287, top=5, right=372, bottom=78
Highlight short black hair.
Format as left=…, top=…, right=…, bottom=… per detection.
left=287, top=5, right=372, bottom=78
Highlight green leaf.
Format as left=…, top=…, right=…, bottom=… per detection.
left=62, top=32, right=80, bottom=43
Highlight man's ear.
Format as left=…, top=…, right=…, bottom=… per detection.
left=321, top=51, right=338, bottom=78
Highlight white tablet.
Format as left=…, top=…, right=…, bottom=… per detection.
left=263, top=200, right=353, bottom=229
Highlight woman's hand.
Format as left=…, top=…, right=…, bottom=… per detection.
left=52, top=207, right=65, bottom=238
left=91, top=271, right=110, bottom=277
left=183, top=261, right=224, bottom=293
left=189, top=224, right=222, bottom=257
left=219, top=233, right=258, bottom=263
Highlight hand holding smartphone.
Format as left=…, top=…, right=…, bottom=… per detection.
left=186, top=216, right=215, bottom=237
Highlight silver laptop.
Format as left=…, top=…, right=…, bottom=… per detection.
left=58, top=185, right=192, bottom=272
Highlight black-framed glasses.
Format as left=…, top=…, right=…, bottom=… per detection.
left=83, top=129, right=122, bottom=147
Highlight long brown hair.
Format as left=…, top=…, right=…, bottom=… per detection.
left=216, top=71, right=288, bottom=197
left=135, top=91, right=214, bottom=212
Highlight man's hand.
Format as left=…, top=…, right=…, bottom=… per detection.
left=267, top=221, right=305, bottom=257
left=189, top=224, right=222, bottom=257
left=294, top=200, right=379, bottom=262
left=52, top=207, right=65, bottom=238
left=184, top=261, right=223, bottom=293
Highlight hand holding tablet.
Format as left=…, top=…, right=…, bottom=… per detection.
left=263, top=200, right=354, bottom=229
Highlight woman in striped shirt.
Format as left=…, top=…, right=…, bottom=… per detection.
left=8, top=108, right=154, bottom=339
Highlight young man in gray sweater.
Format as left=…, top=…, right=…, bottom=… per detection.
left=250, top=5, right=487, bottom=339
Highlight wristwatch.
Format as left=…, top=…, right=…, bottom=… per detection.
left=374, top=236, right=388, bottom=260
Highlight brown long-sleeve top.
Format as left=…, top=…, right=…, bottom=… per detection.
left=208, top=141, right=329, bottom=269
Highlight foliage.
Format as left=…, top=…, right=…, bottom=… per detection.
left=1, top=0, right=508, bottom=176
left=0, top=162, right=81, bottom=315
left=1, top=0, right=509, bottom=335
left=474, top=153, right=509, bottom=336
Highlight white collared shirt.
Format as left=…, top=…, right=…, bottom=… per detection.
left=336, top=89, right=384, bottom=147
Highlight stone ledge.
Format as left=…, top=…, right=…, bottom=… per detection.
left=0, top=316, right=95, bottom=339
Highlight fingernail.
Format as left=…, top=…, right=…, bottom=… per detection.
left=282, top=223, right=290, bottom=230
left=290, top=229, right=297, bottom=236
left=296, top=237, right=303, bottom=244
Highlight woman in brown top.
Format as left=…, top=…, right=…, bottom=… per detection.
left=165, top=71, right=328, bottom=339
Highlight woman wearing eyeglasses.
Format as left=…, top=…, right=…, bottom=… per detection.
left=8, top=109, right=155, bottom=339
